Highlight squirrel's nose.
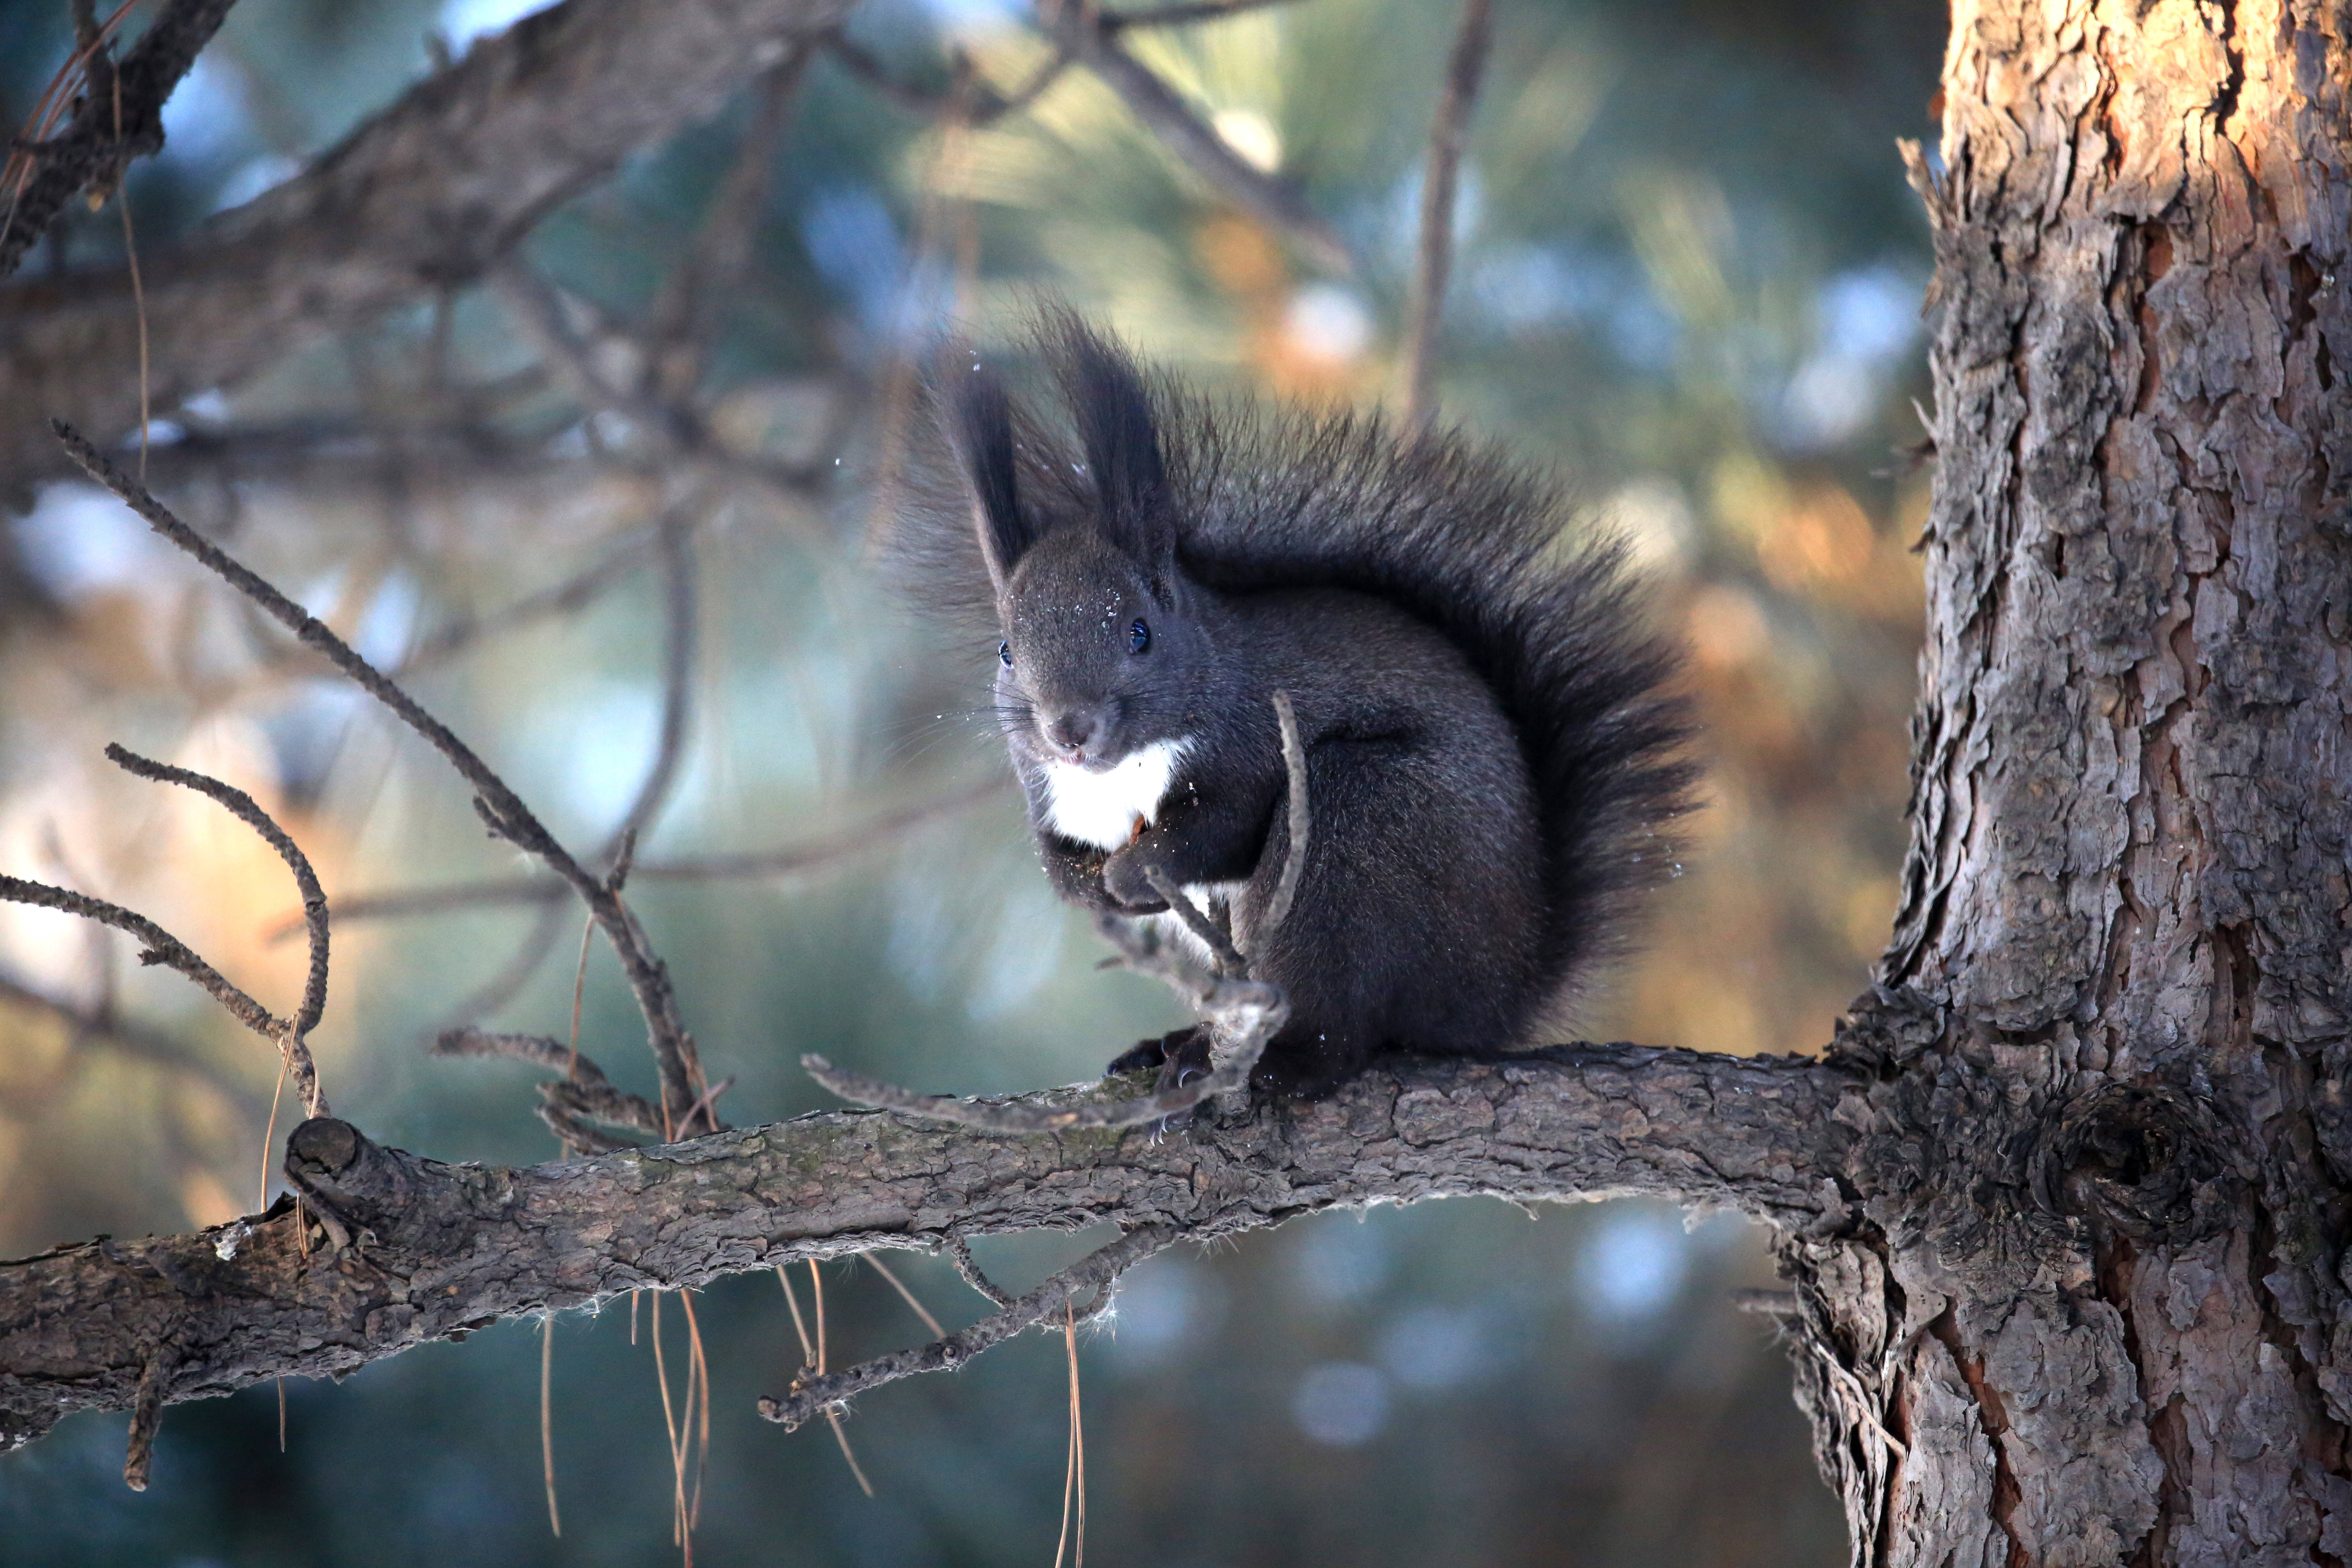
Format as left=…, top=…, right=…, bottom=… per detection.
left=1044, top=710, right=1102, bottom=755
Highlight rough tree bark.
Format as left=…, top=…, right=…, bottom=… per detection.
left=0, top=1047, right=1843, bottom=1453
left=1780, top=1, right=2352, bottom=1564
left=4, top=0, right=2349, bottom=1561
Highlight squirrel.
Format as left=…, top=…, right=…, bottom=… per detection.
left=904, top=314, right=1695, bottom=1099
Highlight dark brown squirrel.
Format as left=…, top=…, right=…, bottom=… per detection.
left=904, top=314, right=1695, bottom=1098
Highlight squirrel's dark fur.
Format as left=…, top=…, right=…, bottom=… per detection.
left=903, top=316, right=1694, bottom=1096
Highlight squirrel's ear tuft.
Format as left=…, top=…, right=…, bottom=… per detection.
left=950, top=359, right=1035, bottom=592
left=1051, top=318, right=1173, bottom=584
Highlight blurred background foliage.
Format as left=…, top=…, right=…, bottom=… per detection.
left=0, top=0, right=1941, bottom=1560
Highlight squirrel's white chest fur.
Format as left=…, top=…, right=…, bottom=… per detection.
left=1040, top=737, right=1194, bottom=850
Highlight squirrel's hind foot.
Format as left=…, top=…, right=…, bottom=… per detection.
left=1104, top=1024, right=1211, bottom=1081
left=1105, top=1025, right=1215, bottom=1137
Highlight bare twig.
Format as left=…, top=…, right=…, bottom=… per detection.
left=394, top=526, right=663, bottom=675
left=432, top=898, right=571, bottom=1041
left=1141, top=866, right=1247, bottom=975
left=802, top=922, right=1286, bottom=1131
left=102, top=742, right=331, bottom=1069
left=825, top=34, right=1073, bottom=128
left=0, top=875, right=324, bottom=1105
left=800, top=941, right=1275, bottom=1131
left=608, top=509, right=699, bottom=856
left=757, top=1225, right=1176, bottom=1430
left=1400, top=0, right=1493, bottom=432
left=52, top=421, right=715, bottom=1136
left=283, top=779, right=1001, bottom=935
left=645, top=48, right=813, bottom=400
left=1051, top=9, right=1350, bottom=273
left=945, top=1234, right=1014, bottom=1307
left=670, top=1076, right=736, bottom=1138
left=490, top=263, right=688, bottom=453
left=1257, top=689, right=1310, bottom=939
left=434, top=1028, right=668, bottom=1142
left=1105, top=0, right=1303, bottom=30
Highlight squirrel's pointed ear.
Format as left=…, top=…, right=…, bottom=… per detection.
left=949, top=359, right=1034, bottom=592
left=1056, top=322, right=1174, bottom=586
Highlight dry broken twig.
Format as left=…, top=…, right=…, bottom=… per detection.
left=101, top=742, right=332, bottom=1115
left=120, top=1345, right=177, bottom=1492
left=757, top=1223, right=1177, bottom=1430
left=51, top=420, right=718, bottom=1136
left=1400, top=0, right=1493, bottom=432
left=0, top=880, right=267, bottom=1027
left=0, top=744, right=332, bottom=1118
left=433, top=1028, right=669, bottom=1152
left=947, top=1233, right=1016, bottom=1307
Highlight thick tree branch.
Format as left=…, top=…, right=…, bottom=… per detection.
left=0, top=0, right=239, bottom=281
left=0, top=1045, right=1853, bottom=1455
left=0, top=0, right=858, bottom=488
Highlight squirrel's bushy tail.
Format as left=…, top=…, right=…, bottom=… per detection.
left=1164, top=391, right=1696, bottom=1020
left=910, top=319, right=1698, bottom=1025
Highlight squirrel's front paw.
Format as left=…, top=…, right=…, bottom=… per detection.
left=1100, top=849, right=1172, bottom=914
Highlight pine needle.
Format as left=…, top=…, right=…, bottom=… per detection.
left=864, top=1252, right=946, bottom=1339
left=1054, top=1303, right=1086, bottom=1568
left=811, top=1259, right=827, bottom=1374
left=650, top=1292, right=693, bottom=1564
left=679, top=1290, right=712, bottom=1527
left=258, top=1056, right=287, bottom=1214
left=540, top=1313, right=561, bottom=1537
left=781, top=1263, right=874, bottom=1495
left=826, top=1408, right=875, bottom=1497
left=777, top=1265, right=815, bottom=1363
left=565, top=911, right=592, bottom=1083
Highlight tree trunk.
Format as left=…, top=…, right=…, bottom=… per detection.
left=1780, top=1, right=2352, bottom=1563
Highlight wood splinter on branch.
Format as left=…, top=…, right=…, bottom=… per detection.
left=804, top=689, right=1309, bottom=1134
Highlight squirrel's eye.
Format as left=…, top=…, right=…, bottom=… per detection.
left=1129, top=619, right=1151, bottom=655
left=998, top=640, right=1012, bottom=667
